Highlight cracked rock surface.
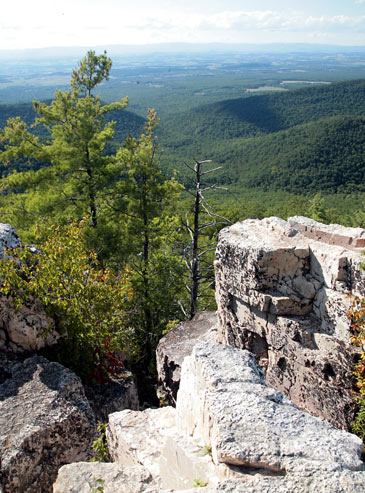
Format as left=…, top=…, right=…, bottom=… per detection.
left=215, top=216, right=365, bottom=429
left=0, top=356, right=96, bottom=493
left=55, top=342, right=365, bottom=492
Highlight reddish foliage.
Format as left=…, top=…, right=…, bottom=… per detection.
left=90, top=336, right=124, bottom=385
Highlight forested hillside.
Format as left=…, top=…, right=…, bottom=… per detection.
left=203, top=115, right=365, bottom=194
left=1, top=51, right=365, bottom=408
left=1, top=78, right=364, bottom=195
left=158, top=79, right=365, bottom=194
left=160, top=79, right=365, bottom=144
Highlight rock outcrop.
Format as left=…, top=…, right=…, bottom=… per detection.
left=54, top=342, right=365, bottom=492
left=215, top=216, right=364, bottom=429
left=177, top=343, right=364, bottom=481
left=156, top=311, right=217, bottom=403
left=0, top=356, right=97, bottom=493
left=0, top=223, right=21, bottom=256
left=0, top=223, right=140, bottom=492
left=53, top=462, right=156, bottom=493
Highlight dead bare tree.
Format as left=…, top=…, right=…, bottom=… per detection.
left=182, top=159, right=231, bottom=319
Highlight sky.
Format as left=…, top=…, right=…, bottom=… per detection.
left=2, top=0, right=365, bottom=51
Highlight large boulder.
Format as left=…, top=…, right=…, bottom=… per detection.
left=176, top=342, right=365, bottom=492
left=156, top=311, right=217, bottom=404
left=177, top=343, right=364, bottom=475
left=0, top=356, right=97, bottom=493
left=215, top=216, right=364, bottom=429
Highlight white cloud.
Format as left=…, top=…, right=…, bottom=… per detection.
left=1, top=5, right=365, bottom=49
left=195, top=10, right=365, bottom=33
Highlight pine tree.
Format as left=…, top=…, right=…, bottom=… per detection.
left=0, top=51, right=127, bottom=238
left=112, top=110, right=184, bottom=369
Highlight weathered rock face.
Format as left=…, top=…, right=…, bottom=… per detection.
left=177, top=343, right=364, bottom=477
left=0, top=356, right=97, bottom=493
left=0, top=223, right=21, bottom=255
left=0, top=298, right=60, bottom=353
left=56, top=342, right=365, bottom=492
left=156, top=311, right=217, bottom=404
left=215, top=216, right=364, bottom=429
left=177, top=343, right=365, bottom=491
left=0, top=223, right=60, bottom=354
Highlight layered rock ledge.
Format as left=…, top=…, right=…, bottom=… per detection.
left=54, top=342, right=365, bottom=492
left=215, top=216, right=365, bottom=429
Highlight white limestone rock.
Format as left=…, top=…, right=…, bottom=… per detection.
left=0, top=223, right=21, bottom=257
left=53, top=462, right=158, bottom=493
left=101, top=342, right=365, bottom=492
left=177, top=343, right=365, bottom=480
left=215, top=470, right=365, bottom=493
left=288, top=216, right=365, bottom=249
left=107, top=406, right=239, bottom=490
left=107, top=407, right=178, bottom=480
left=215, top=217, right=364, bottom=428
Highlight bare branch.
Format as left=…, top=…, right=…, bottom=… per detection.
left=200, top=166, right=222, bottom=176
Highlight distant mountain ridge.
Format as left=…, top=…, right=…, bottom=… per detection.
left=0, top=43, right=364, bottom=59
left=215, top=115, right=365, bottom=194
left=160, top=79, right=365, bottom=144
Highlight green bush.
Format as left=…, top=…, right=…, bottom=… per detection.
left=0, top=219, right=136, bottom=381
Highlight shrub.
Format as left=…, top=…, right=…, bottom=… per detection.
left=0, top=219, right=135, bottom=381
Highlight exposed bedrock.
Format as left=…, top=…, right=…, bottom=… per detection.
left=215, top=216, right=365, bottom=429
left=0, top=223, right=60, bottom=354
left=0, top=224, right=140, bottom=492
left=54, top=342, right=365, bottom=492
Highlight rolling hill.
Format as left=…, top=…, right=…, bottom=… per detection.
left=159, top=79, right=365, bottom=194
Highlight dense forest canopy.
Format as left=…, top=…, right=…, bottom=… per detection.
left=158, top=79, right=365, bottom=191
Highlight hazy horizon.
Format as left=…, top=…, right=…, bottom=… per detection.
left=2, top=1, right=365, bottom=51
left=1, top=41, right=365, bottom=60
